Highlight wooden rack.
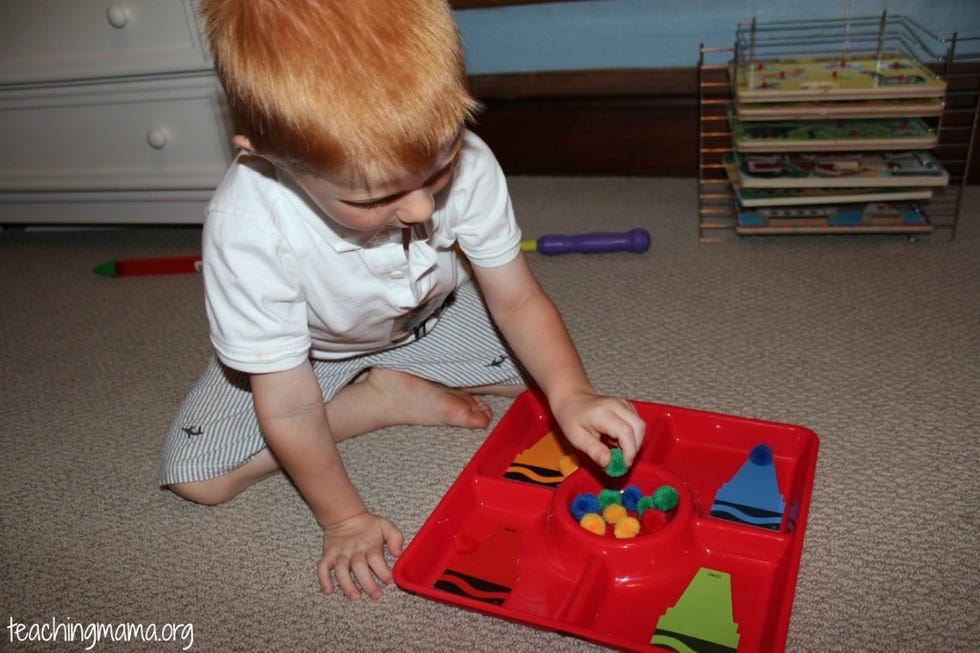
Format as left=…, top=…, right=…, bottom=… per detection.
left=698, top=14, right=979, bottom=241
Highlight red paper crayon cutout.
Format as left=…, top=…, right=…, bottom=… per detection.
left=433, top=526, right=524, bottom=605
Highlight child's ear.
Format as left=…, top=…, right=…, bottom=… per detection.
left=231, top=134, right=288, bottom=169
left=231, top=135, right=256, bottom=153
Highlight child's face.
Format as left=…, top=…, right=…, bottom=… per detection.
left=288, top=135, right=463, bottom=232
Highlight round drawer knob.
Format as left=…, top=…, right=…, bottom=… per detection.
left=106, top=4, right=130, bottom=29
left=146, top=128, right=169, bottom=150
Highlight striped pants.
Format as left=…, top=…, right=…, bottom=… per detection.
left=158, top=281, right=525, bottom=485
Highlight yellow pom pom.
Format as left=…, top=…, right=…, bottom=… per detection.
left=602, top=503, right=628, bottom=525
left=614, top=516, right=641, bottom=539
left=579, top=512, right=606, bottom=535
left=558, top=454, right=580, bottom=478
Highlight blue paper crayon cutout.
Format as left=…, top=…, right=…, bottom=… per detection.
left=710, top=444, right=785, bottom=530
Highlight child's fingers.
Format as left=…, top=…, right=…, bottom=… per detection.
left=351, top=555, right=383, bottom=600
left=558, top=396, right=647, bottom=468
left=597, top=416, right=643, bottom=465
left=332, top=556, right=363, bottom=601
left=383, top=522, right=405, bottom=558
left=617, top=411, right=647, bottom=464
left=581, top=438, right=612, bottom=468
left=317, top=558, right=336, bottom=596
left=367, top=551, right=394, bottom=587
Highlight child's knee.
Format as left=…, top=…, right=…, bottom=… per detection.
left=164, top=451, right=278, bottom=505
left=166, top=478, right=236, bottom=506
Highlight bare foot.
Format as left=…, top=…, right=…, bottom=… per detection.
left=325, top=368, right=493, bottom=440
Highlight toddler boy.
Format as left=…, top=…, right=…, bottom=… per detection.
left=159, top=0, right=645, bottom=602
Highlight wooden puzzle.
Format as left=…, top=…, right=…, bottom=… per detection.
left=731, top=115, right=938, bottom=152
left=735, top=54, right=946, bottom=103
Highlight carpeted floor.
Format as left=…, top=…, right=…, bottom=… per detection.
left=1, top=178, right=977, bottom=651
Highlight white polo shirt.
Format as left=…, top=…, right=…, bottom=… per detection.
left=203, top=130, right=522, bottom=375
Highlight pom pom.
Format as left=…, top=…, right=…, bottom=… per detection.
left=558, top=453, right=580, bottom=477
left=604, top=448, right=628, bottom=477
left=636, top=495, right=655, bottom=517
left=621, top=485, right=643, bottom=512
left=598, top=488, right=623, bottom=509
left=579, top=512, right=606, bottom=535
left=653, top=485, right=679, bottom=511
left=570, top=493, right=600, bottom=520
left=641, top=507, right=668, bottom=533
left=602, top=503, right=628, bottom=525
left=614, top=516, right=641, bottom=539
left=749, top=443, right=774, bottom=466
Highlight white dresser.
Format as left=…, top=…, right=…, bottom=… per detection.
left=0, top=0, right=233, bottom=224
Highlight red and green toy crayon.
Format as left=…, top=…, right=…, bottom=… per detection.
left=93, top=255, right=203, bottom=277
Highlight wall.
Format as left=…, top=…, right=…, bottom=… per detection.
left=455, top=1, right=980, bottom=179
left=456, top=0, right=980, bottom=74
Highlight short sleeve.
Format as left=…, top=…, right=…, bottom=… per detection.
left=449, top=133, right=523, bottom=268
left=203, top=208, right=311, bottom=374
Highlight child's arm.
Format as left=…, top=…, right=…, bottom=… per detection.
left=250, top=362, right=404, bottom=601
left=472, top=254, right=646, bottom=466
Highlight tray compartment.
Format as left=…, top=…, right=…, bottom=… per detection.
left=654, top=407, right=817, bottom=533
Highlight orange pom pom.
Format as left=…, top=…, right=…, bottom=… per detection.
left=614, top=516, right=641, bottom=539
left=579, top=513, right=606, bottom=535
left=602, top=503, right=628, bottom=525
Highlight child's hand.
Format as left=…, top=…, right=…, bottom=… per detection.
left=552, top=392, right=646, bottom=469
left=317, top=511, right=405, bottom=601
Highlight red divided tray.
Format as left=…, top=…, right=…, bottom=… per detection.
left=393, top=391, right=819, bottom=652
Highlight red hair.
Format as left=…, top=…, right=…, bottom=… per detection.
left=199, top=0, right=480, bottom=184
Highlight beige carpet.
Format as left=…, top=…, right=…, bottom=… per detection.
left=1, top=178, right=977, bottom=651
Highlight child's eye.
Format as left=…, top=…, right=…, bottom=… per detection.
left=340, top=160, right=455, bottom=211
left=345, top=196, right=398, bottom=211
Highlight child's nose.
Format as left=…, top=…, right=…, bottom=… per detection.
left=395, top=188, right=435, bottom=224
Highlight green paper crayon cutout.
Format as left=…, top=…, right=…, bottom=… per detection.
left=651, top=567, right=740, bottom=652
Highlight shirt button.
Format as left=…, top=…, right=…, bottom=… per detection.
left=389, top=270, right=405, bottom=280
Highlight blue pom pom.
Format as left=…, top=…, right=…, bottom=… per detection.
left=622, top=485, right=643, bottom=511
left=749, top=444, right=774, bottom=466
left=570, top=493, right=600, bottom=520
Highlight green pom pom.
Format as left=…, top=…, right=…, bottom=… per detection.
left=653, top=485, right=679, bottom=511
left=636, top=495, right=655, bottom=516
left=597, top=488, right=623, bottom=509
left=605, top=448, right=628, bottom=477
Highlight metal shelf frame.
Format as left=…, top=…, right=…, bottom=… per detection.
left=698, top=13, right=979, bottom=241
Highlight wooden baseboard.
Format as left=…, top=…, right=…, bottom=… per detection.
left=468, top=67, right=979, bottom=181
left=468, top=68, right=698, bottom=177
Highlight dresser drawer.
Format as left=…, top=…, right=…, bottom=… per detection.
left=0, top=75, right=233, bottom=192
left=0, top=0, right=209, bottom=84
